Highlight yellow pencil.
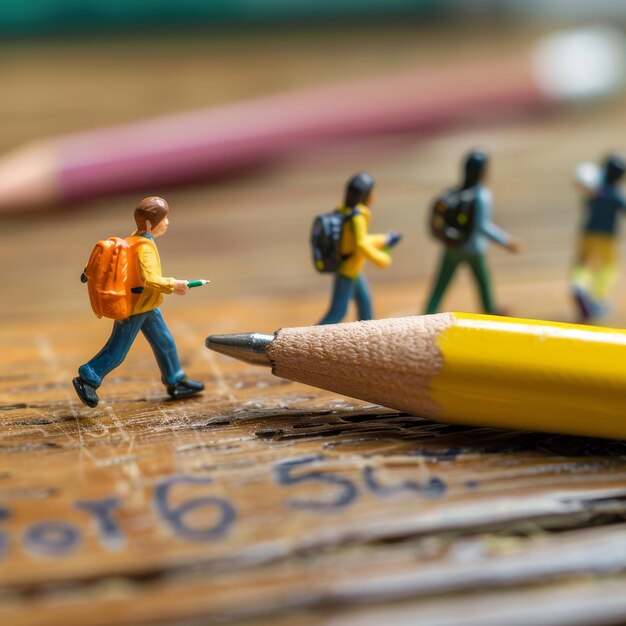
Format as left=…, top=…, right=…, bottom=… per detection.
left=206, top=313, right=626, bottom=440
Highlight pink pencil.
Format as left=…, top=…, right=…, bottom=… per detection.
left=0, top=28, right=623, bottom=212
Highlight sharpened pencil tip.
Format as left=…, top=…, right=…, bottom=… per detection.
left=205, top=333, right=274, bottom=366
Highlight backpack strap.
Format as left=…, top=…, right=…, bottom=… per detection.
left=336, top=205, right=361, bottom=222
left=338, top=206, right=362, bottom=260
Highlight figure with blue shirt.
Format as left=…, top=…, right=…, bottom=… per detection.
left=571, top=154, right=626, bottom=321
left=424, top=150, right=521, bottom=315
left=73, top=196, right=204, bottom=408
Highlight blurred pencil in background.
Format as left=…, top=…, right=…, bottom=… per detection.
left=0, top=27, right=623, bottom=213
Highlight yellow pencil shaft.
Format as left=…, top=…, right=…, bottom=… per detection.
left=434, top=313, right=626, bottom=439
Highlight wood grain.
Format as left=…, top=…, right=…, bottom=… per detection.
left=3, top=22, right=626, bottom=626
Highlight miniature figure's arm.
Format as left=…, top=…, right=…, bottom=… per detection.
left=136, top=244, right=176, bottom=294
left=368, top=233, right=389, bottom=249
left=352, top=214, right=391, bottom=268
left=476, top=188, right=511, bottom=247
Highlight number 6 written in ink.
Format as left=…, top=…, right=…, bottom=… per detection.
left=154, top=475, right=236, bottom=541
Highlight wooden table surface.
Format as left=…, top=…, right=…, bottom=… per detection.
left=3, top=23, right=626, bottom=626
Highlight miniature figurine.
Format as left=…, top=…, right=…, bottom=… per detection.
left=73, top=196, right=205, bottom=407
left=311, top=172, right=401, bottom=325
left=424, top=149, right=521, bottom=314
left=570, top=154, right=626, bottom=322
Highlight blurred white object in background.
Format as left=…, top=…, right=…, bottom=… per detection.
left=533, top=27, right=626, bottom=102
left=575, top=161, right=602, bottom=194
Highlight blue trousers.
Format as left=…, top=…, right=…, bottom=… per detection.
left=318, top=274, right=373, bottom=325
left=79, top=308, right=185, bottom=388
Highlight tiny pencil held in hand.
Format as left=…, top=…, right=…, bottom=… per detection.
left=187, top=279, right=211, bottom=288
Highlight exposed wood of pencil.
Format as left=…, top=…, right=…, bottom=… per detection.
left=269, top=314, right=449, bottom=419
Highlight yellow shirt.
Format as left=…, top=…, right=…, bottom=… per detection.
left=338, top=204, right=391, bottom=279
left=131, top=233, right=176, bottom=315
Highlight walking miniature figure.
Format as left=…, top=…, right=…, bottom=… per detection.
left=425, top=149, right=521, bottom=314
left=571, top=154, right=626, bottom=322
left=73, top=196, right=206, bottom=407
left=311, top=172, right=401, bottom=324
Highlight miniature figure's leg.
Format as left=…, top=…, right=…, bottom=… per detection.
left=424, top=250, right=460, bottom=314
left=318, top=274, right=356, bottom=325
left=354, top=274, right=373, bottom=320
left=140, top=308, right=186, bottom=386
left=571, top=265, right=593, bottom=291
left=78, top=314, right=147, bottom=388
left=571, top=236, right=594, bottom=293
left=570, top=235, right=597, bottom=320
left=467, top=254, right=496, bottom=314
left=591, top=236, right=618, bottom=302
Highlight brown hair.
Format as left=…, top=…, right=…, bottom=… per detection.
left=134, top=196, right=169, bottom=231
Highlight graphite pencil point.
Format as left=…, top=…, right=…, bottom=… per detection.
left=206, top=333, right=274, bottom=366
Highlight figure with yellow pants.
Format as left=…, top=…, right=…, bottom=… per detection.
left=571, top=155, right=626, bottom=322
left=315, top=172, right=401, bottom=325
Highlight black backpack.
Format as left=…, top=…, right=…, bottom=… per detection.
left=311, top=208, right=358, bottom=273
left=429, top=187, right=477, bottom=248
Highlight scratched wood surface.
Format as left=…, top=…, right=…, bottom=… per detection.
left=3, top=23, right=626, bottom=626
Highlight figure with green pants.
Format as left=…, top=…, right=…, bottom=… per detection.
left=425, top=150, right=521, bottom=315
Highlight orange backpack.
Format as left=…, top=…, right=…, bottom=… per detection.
left=84, top=236, right=146, bottom=320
